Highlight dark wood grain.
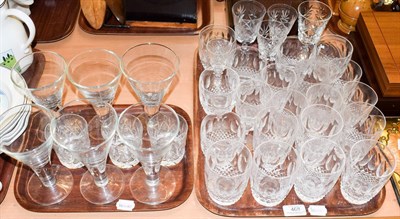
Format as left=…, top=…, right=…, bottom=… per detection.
left=30, top=0, right=80, bottom=43
left=193, top=53, right=386, bottom=217
left=14, top=104, right=194, bottom=212
left=78, top=0, right=212, bottom=35
left=0, top=153, right=16, bottom=204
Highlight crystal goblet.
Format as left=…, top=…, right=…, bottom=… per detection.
left=118, top=103, right=180, bottom=205
left=0, top=104, right=73, bottom=205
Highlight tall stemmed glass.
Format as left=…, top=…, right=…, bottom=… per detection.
left=51, top=99, right=123, bottom=205
left=0, top=104, right=73, bottom=205
left=121, top=43, right=179, bottom=116
left=118, top=103, right=180, bottom=205
left=10, top=51, right=67, bottom=110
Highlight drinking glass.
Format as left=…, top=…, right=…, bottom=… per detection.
left=340, top=102, right=386, bottom=154
left=305, top=83, right=343, bottom=110
left=341, top=139, right=396, bottom=205
left=251, top=140, right=298, bottom=207
left=232, top=0, right=266, bottom=49
left=253, top=106, right=299, bottom=148
left=315, top=34, right=353, bottom=80
left=231, top=46, right=266, bottom=80
left=263, top=62, right=297, bottom=94
left=267, top=3, right=298, bottom=35
left=199, top=68, right=240, bottom=115
left=0, top=104, right=73, bottom=205
left=161, top=114, right=188, bottom=166
left=333, top=60, right=363, bottom=90
left=200, top=112, right=245, bottom=155
left=204, top=140, right=252, bottom=206
left=118, top=103, right=180, bottom=205
left=294, top=137, right=346, bottom=203
left=67, top=49, right=122, bottom=104
left=271, top=88, right=308, bottom=117
left=257, top=19, right=288, bottom=61
left=121, top=43, right=179, bottom=115
left=300, top=104, right=344, bottom=141
left=235, top=78, right=271, bottom=132
left=10, top=51, right=67, bottom=109
left=342, top=81, right=378, bottom=106
left=51, top=99, right=123, bottom=205
left=276, top=36, right=316, bottom=77
left=297, top=0, right=332, bottom=45
left=198, top=24, right=236, bottom=72
left=51, top=113, right=88, bottom=169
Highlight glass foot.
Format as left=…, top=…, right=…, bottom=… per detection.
left=80, top=164, right=125, bottom=205
left=27, top=164, right=74, bottom=206
left=130, top=166, right=176, bottom=205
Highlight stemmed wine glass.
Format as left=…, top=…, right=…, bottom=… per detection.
left=51, top=98, right=124, bottom=205
left=121, top=43, right=179, bottom=116
left=118, top=103, right=180, bottom=205
left=0, top=104, right=74, bottom=205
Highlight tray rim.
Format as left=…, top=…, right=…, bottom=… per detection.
left=13, top=104, right=194, bottom=212
left=192, top=52, right=386, bottom=217
left=78, top=0, right=213, bottom=35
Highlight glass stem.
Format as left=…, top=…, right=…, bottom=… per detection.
left=143, top=164, right=161, bottom=186
left=32, top=163, right=56, bottom=188
left=91, top=167, right=109, bottom=187
left=144, top=105, right=160, bottom=116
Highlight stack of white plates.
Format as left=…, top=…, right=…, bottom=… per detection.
left=0, top=67, right=30, bottom=146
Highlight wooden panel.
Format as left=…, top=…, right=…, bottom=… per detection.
left=358, top=12, right=400, bottom=97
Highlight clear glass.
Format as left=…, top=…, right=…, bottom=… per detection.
left=305, top=83, right=344, bottom=110
left=10, top=51, right=66, bottom=109
left=341, top=139, right=396, bottom=205
left=263, top=62, right=297, bottom=94
left=67, top=49, right=122, bottom=104
left=257, top=19, right=288, bottom=61
left=199, top=68, right=240, bottom=116
left=232, top=0, right=266, bottom=48
left=109, top=134, right=139, bottom=169
left=54, top=98, right=123, bottom=205
left=121, top=43, right=179, bottom=115
left=204, top=140, right=251, bottom=206
left=235, top=78, right=271, bottom=132
left=294, top=137, right=346, bottom=203
left=251, top=140, right=298, bottom=207
left=118, top=103, right=180, bottom=205
left=0, top=104, right=73, bottom=205
left=271, top=88, right=308, bottom=117
left=253, top=106, right=299, bottom=149
left=198, top=24, right=236, bottom=72
left=51, top=114, right=89, bottom=169
left=297, top=0, right=332, bottom=45
left=161, top=114, right=188, bottom=166
left=200, top=112, right=245, bottom=155
left=333, top=60, right=363, bottom=90
left=267, top=3, right=298, bottom=35
left=342, top=81, right=378, bottom=106
left=231, top=46, right=266, bottom=80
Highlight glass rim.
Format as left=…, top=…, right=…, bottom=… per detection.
left=267, top=3, right=298, bottom=18
left=11, top=51, right=67, bottom=91
left=121, top=42, right=179, bottom=86
left=297, top=0, right=332, bottom=21
left=232, top=0, right=267, bottom=19
left=67, top=48, right=122, bottom=90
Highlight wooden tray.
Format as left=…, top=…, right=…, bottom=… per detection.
left=78, top=0, right=212, bottom=35
left=14, top=104, right=194, bottom=212
left=30, top=0, right=80, bottom=43
left=193, top=53, right=386, bottom=217
left=0, top=154, right=16, bottom=204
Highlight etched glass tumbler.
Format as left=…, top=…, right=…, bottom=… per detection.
left=0, top=104, right=74, bottom=205
left=333, top=60, right=363, bottom=90
left=198, top=24, right=236, bottom=72
left=267, top=3, right=298, bottom=35
left=263, top=63, right=297, bottom=95
left=231, top=46, right=266, bottom=80
left=305, top=83, right=344, bottom=110
left=257, top=19, right=288, bottom=61
left=10, top=51, right=67, bottom=109
left=161, top=114, right=188, bottom=166
left=118, top=103, right=180, bottom=205
left=297, top=0, right=332, bottom=45
left=294, top=137, right=346, bottom=203
left=205, top=140, right=252, bottom=206
left=232, top=0, right=266, bottom=48
left=341, top=139, right=396, bottom=205
left=342, top=81, right=378, bottom=106
left=251, top=140, right=298, bottom=207
left=67, top=49, right=122, bottom=104
left=199, top=68, right=240, bottom=115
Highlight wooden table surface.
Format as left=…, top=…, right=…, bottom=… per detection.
left=0, top=1, right=399, bottom=218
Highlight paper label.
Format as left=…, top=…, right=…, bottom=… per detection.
left=283, top=205, right=307, bottom=216
left=308, top=205, right=327, bottom=216
left=116, top=199, right=135, bottom=211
